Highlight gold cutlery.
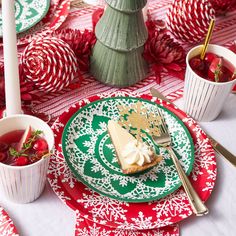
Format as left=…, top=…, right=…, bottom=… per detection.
left=200, top=19, right=215, bottom=60
left=153, top=108, right=209, bottom=216
left=150, top=87, right=236, bottom=168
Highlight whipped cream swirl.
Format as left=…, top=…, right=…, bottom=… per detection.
left=122, top=140, right=153, bottom=166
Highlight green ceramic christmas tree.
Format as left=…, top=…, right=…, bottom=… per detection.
left=90, top=0, right=148, bottom=87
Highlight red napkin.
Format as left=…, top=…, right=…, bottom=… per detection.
left=75, top=210, right=179, bottom=236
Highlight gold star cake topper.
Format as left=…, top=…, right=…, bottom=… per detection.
left=117, top=101, right=161, bottom=143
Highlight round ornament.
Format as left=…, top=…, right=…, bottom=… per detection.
left=166, top=0, right=215, bottom=43
left=21, top=37, right=78, bottom=93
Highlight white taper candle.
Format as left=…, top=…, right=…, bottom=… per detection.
left=2, top=0, right=22, bottom=116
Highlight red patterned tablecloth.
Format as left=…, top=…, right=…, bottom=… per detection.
left=0, top=0, right=235, bottom=119
left=0, top=1, right=235, bottom=235
left=28, top=0, right=236, bottom=120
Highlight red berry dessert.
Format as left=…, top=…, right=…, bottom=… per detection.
left=189, top=52, right=236, bottom=82
left=0, top=126, right=49, bottom=166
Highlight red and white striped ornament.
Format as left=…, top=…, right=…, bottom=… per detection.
left=166, top=0, right=215, bottom=44
left=21, top=37, right=78, bottom=93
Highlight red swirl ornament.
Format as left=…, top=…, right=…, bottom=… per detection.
left=21, top=37, right=79, bottom=93
left=166, top=0, right=215, bottom=44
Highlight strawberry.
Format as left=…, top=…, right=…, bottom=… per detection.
left=208, top=57, right=223, bottom=82
left=33, top=138, right=48, bottom=152
left=15, top=156, right=29, bottom=166
left=204, top=53, right=218, bottom=64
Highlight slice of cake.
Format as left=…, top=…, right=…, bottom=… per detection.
left=107, top=120, right=162, bottom=174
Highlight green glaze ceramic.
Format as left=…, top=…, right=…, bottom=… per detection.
left=0, top=0, right=50, bottom=37
left=95, top=6, right=148, bottom=51
left=106, top=0, right=147, bottom=13
left=62, top=97, right=195, bottom=202
left=91, top=0, right=148, bottom=87
left=90, top=41, right=148, bottom=87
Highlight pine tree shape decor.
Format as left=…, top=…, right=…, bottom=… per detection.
left=90, top=0, right=148, bottom=87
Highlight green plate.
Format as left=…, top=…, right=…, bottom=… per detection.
left=0, top=0, right=50, bottom=37
left=62, top=97, right=195, bottom=202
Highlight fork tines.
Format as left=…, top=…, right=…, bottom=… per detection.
left=157, top=108, right=169, bottom=135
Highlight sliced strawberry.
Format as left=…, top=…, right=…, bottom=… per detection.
left=204, top=53, right=218, bottom=64
left=208, top=57, right=223, bottom=82
left=16, top=126, right=32, bottom=151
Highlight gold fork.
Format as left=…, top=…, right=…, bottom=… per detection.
left=152, top=108, right=209, bottom=216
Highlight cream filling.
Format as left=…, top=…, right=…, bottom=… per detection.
left=122, top=140, right=153, bottom=166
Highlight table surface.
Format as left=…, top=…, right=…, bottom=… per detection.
left=1, top=0, right=236, bottom=235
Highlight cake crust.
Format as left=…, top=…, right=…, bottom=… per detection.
left=122, top=154, right=162, bottom=174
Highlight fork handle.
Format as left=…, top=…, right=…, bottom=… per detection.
left=167, top=147, right=209, bottom=216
